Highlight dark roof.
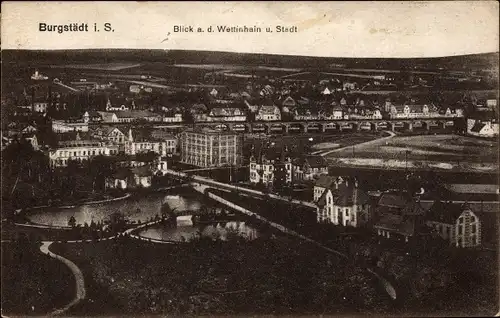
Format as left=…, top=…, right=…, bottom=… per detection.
left=314, top=175, right=338, bottom=188
left=471, top=122, right=486, bottom=133
left=374, top=214, right=417, bottom=236
left=377, top=193, right=410, bottom=208
left=427, top=201, right=470, bottom=224
left=334, top=186, right=370, bottom=207
left=294, top=155, right=328, bottom=168
left=131, top=166, right=153, bottom=177
left=150, top=130, right=177, bottom=141
left=112, top=168, right=132, bottom=180
left=401, top=201, right=426, bottom=216
left=306, top=155, right=328, bottom=168
left=114, top=110, right=159, bottom=119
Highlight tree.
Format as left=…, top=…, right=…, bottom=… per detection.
left=68, top=215, right=76, bottom=227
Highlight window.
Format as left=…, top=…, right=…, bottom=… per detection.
left=471, top=224, right=476, bottom=233
left=459, top=217, right=464, bottom=224
left=458, top=225, right=463, bottom=235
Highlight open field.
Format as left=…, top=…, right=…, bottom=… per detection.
left=244, top=132, right=388, bottom=159
left=325, top=134, right=498, bottom=172
left=49, top=63, right=143, bottom=71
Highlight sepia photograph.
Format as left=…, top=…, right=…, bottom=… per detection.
left=1, top=1, right=499, bottom=317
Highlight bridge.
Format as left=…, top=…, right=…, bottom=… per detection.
left=91, top=117, right=464, bottom=134
left=165, top=169, right=317, bottom=210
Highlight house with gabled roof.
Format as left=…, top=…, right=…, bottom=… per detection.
left=373, top=192, right=427, bottom=243
left=426, top=201, right=481, bottom=248
left=281, top=96, right=297, bottom=109
left=315, top=179, right=371, bottom=227
left=292, top=155, right=328, bottom=182
left=256, top=101, right=281, bottom=121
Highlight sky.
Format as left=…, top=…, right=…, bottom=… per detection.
left=1, top=1, right=499, bottom=58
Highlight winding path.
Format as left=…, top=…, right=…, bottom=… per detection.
left=40, top=241, right=86, bottom=316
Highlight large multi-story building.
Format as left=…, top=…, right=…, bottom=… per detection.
left=249, top=152, right=292, bottom=188
left=180, top=128, right=242, bottom=167
left=49, top=140, right=119, bottom=167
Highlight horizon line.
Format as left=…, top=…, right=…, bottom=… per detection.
left=3, top=48, right=499, bottom=60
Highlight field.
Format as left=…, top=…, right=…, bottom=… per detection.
left=325, top=134, right=498, bottom=173
left=244, top=131, right=388, bottom=159
left=49, top=63, right=143, bottom=71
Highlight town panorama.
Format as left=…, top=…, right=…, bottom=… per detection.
left=1, top=49, right=499, bottom=316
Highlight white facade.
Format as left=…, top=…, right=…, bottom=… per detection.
left=256, top=105, right=281, bottom=121
left=124, top=129, right=176, bottom=157
left=426, top=209, right=481, bottom=248
left=52, top=120, right=89, bottom=133
left=33, top=102, right=48, bottom=113
left=180, top=129, right=241, bottom=167
left=316, top=186, right=369, bottom=227
left=49, top=142, right=119, bottom=167
left=162, top=114, right=183, bottom=123
left=249, top=158, right=292, bottom=186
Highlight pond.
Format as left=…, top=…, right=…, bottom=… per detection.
left=137, top=215, right=260, bottom=242
left=27, top=190, right=203, bottom=227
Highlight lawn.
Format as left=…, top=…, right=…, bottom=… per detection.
left=1, top=242, right=75, bottom=316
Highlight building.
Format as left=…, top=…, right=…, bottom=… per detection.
left=180, top=128, right=242, bottom=168
left=294, top=108, right=322, bottom=121
left=256, top=103, right=281, bottom=121
left=106, top=164, right=159, bottom=189
left=373, top=192, right=426, bottom=243
left=49, top=140, right=119, bottom=167
left=316, top=181, right=371, bottom=227
left=124, top=128, right=177, bottom=157
left=202, top=107, right=247, bottom=122
left=292, top=155, right=328, bottom=182
left=469, top=121, right=499, bottom=138
left=244, top=100, right=260, bottom=113
left=33, top=101, right=48, bottom=113
left=114, top=110, right=162, bottom=123
left=331, top=104, right=344, bottom=120
left=31, top=70, right=48, bottom=80
left=162, top=113, right=183, bottom=123
left=249, top=151, right=292, bottom=188
left=83, top=111, right=104, bottom=123
left=426, top=201, right=481, bottom=248
left=52, top=120, right=89, bottom=133
left=389, top=104, right=439, bottom=119
left=281, top=96, right=297, bottom=109
left=313, top=175, right=346, bottom=203
left=96, top=111, right=119, bottom=123
left=90, top=126, right=128, bottom=150
left=106, top=98, right=129, bottom=111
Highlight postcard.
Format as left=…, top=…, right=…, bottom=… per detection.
left=1, top=1, right=499, bottom=317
